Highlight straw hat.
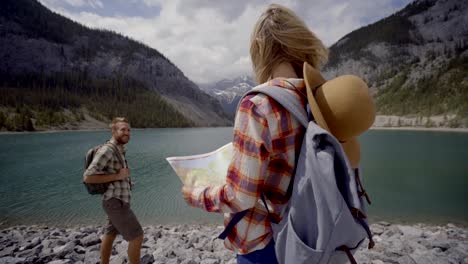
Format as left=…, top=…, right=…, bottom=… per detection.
left=303, top=62, right=375, bottom=168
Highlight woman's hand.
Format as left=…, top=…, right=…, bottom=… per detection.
left=181, top=185, right=192, bottom=203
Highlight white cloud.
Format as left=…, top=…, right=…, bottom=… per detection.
left=39, top=0, right=411, bottom=83
left=41, top=0, right=103, bottom=8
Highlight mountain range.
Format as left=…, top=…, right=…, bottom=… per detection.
left=201, top=0, right=467, bottom=127
left=324, top=0, right=467, bottom=125
left=199, top=75, right=255, bottom=118
left=1, top=0, right=466, bottom=131
left=0, top=0, right=231, bottom=131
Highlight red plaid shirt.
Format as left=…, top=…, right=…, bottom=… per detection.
left=184, top=78, right=307, bottom=254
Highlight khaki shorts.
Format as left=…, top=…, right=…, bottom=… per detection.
left=102, top=198, right=143, bottom=241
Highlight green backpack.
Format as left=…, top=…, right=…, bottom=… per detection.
left=83, top=142, right=125, bottom=195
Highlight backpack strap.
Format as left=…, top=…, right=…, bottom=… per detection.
left=218, top=209, right=249, bottom=240
left=337, top=245, right=358, bottom=264
left=355, top=168, right=371, bottom=204
left=105, top=142, right=127, bottom=168
left=105, top=142, right=133, bottom=188
left=249, top=86, right=309, bottom=128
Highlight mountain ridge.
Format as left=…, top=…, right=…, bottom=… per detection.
left=0, top=0, right=232, bottom=131
left=323, top=0, right=467, bottom=127
left=199, top=75, right=255, bottom=118
left=201, top=0, right=467, bottom=127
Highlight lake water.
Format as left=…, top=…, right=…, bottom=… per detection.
left=0, top=128, right=467, bottom=227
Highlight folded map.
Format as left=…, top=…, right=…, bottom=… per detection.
left=166, top=142, right=233, bottom=187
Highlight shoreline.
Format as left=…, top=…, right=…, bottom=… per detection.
left=1, top=126, right=467, bottom=135
left=370, top=126, right=468, bottom=133
left=0, top=222, right=466, bottom=263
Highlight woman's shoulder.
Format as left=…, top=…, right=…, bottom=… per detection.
left=242, top=79, right=303, bottom=114
left=239, top=90, right=275, bottom=116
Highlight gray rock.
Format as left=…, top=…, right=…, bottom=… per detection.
left=16, top=245, right=42, bottom=258
left=84, top=250, right=100, bottom=264
left=87, top=244, right=101, bottom=252
left=165, top=258, right=180, bottom=264
left=397, top=255, right=417, bottom=264
left=22, top=256, right=40, bottom=264
left=48, top=260, right=73, bottom=264
left=399, top=225, right=423, bottom=238
left=74, top=245, right=86, bottom=254
left=114, top=240, right=129, bottom=255
left=20, top=237, right=41, bottom=251
left=54, top=239, right=67, bottom=246
left=153, top=257, right=169, bottom=264
left=152, top=247, right=164, bottom=258
left=50, top=230, right=62, bottom=236
left=176, top=248, right=199, bottom=260
left=181, top=260, right=198, bottom=264
left=404, top=240, right=427, bottom=252
left=0, top=245, right=15, bottom=257
left=384, top=248, right=405, bottom=259
left=165, top=250, right=177, bottom=258
left=430, top=240, right=452, bottom=251
left=458, top=243, right=468, bottom=254
left=140, top=253, right=155, bottom=264
left=0, top=256, right=26, bottom=264
left=110, top=255, right=127, bottom=264
left=225, top=259, right=237, bottom=264
left=68, top=231, right=86, bottom=240
left=0, top=240, right=14, bottom=249
left=200, top=258, right=220, bottom=264
left=9, top=230, right=24, bottom=242
left=66, top=252, right=86, bottom=262
left=410, top=251, right=452, bottom=264
left=54, top=241, right=77, bottom=258
left=382, top=225, right=403, bottom=239
left=1, top=223, right=468, bottom=264
left=41, top=239, right=52, bottom=249
left=446, top=246, right=468, bottom=262
left=447, top=223, right=457, bottom=229
left=36, top=253, right=55, bottom=263
left=80, top=233, right=101, bottom=247
left=371, top=224, right=385, bottom=235
left=153, top=230, right=162, bottom=240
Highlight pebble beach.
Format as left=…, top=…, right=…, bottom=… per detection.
left=1, top=222, right=467, bottom=264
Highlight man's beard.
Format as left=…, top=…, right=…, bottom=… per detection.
left=116, top=135, right=129, bottom=144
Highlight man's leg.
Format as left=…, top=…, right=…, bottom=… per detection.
left=103, top=198, right=144, bottom=264
left=127, top=234, right=144, bottom=264
left=100, top=233, right=117, bottom=264
left=101, top=199, right=121, bottom=264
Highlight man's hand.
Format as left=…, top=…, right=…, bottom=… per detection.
left=117, top=168, right=130, bottom=180
left=84, top=168, right=130, bottom=183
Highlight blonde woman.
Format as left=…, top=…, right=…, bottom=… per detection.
left=183, top=4, right=328, bottom=263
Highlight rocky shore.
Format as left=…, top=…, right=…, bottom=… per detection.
left=0, top=222, right=467, bottom=264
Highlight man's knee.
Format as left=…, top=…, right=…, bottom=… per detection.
left=102, top=233, right=117, bottom=242
left=129, top=234, right=143, bottom=243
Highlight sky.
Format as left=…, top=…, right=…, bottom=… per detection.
left=39, top=0, right=413, bottom=84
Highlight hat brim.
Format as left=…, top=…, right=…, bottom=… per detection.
left=341, top=137, right=360, bottom=169
left=303, top=62, right=329, bottom=131
left=303, top=62, right=361, bottom=168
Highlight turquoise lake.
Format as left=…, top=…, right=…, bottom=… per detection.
left=0, top=128, right=467, bottom=227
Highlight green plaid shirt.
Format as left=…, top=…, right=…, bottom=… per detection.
left=84, top=140, right=132, bottom=204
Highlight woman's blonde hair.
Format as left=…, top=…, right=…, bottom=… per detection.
left=250, top=4, right=329, bottom=84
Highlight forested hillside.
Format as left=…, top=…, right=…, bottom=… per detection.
left=323, top=0, right=468, bottom=127
left=0, top=0, right=231, bottom=131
